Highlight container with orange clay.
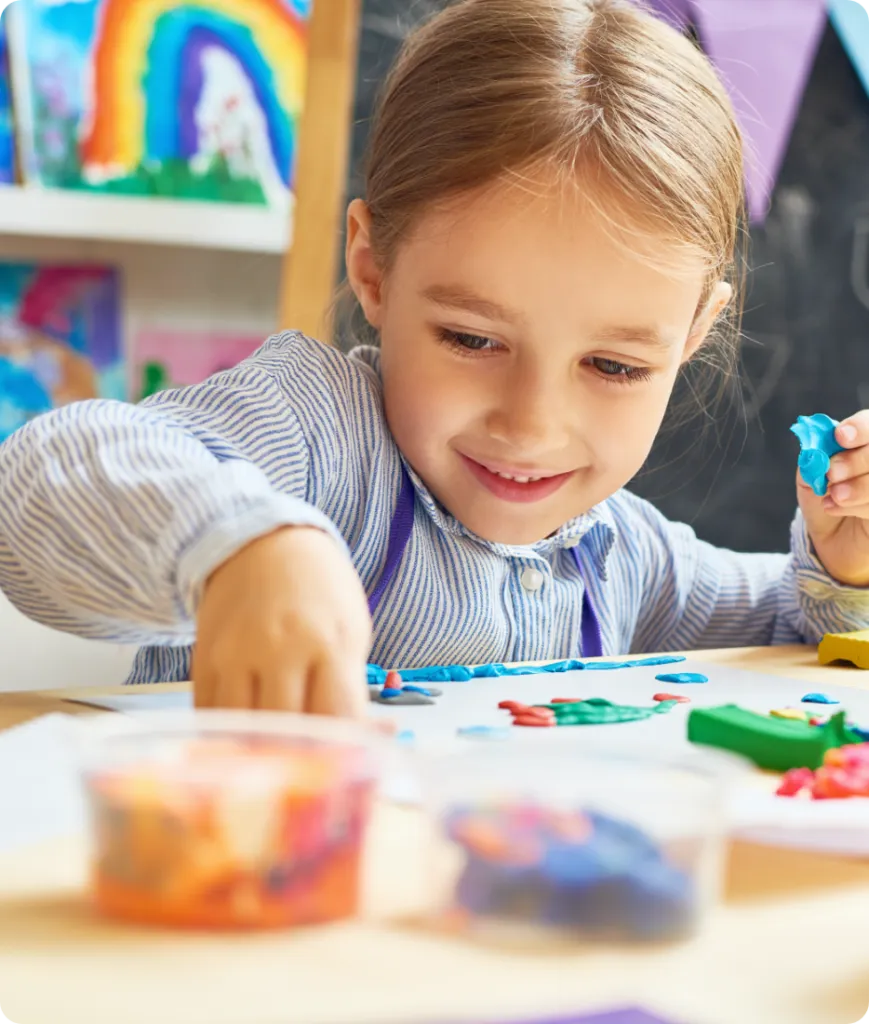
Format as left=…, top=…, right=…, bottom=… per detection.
left=77, top=712, right=383, bottom=930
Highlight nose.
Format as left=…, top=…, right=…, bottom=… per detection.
left=485, top=368, right=572, bottom=455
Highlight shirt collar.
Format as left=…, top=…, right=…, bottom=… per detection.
left=403, top=458, right=617, bottom=580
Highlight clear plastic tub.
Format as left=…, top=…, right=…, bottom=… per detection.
left=424, top=742, right=738, bottom=946
left=74, top=710, right=392, bottom=930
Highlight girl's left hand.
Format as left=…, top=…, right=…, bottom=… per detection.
left=798, top=411, right=869, bottom=587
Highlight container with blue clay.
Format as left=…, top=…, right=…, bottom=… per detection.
left=427, top=746, right=730, bottom=946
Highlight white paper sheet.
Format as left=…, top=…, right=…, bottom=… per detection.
left=53, top=660, right=869, bottom=856
left=0, top=713, right=86, bottom=854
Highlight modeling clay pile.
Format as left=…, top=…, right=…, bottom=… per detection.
left=500, top=697, right=678, bottom=728
left=443, top=803, right=696, bottom=941
left=85, top=733, right=375, bottom=929
left=777, top=743, right=869, bottom=799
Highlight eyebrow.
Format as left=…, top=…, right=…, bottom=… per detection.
left=592, top=325, right=675, bottom=351
left=422, top=284, right=523, bottom=325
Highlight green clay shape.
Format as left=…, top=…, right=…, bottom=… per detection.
left=688, top=705, right=861, bottom=772
left=533, top=697, right=678, bottom=726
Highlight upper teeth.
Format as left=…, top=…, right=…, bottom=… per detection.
left=492, top=471, right=543, bottom=483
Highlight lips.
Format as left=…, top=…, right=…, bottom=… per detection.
left=459, top=454, right=574, bottom=504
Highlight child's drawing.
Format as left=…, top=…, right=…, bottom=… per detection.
left=16, top=0, right=310, bottom=205
left=0, top=263, right=123, bottom=442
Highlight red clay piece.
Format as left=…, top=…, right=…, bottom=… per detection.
left=550, top=698, right=583, bottom=704
left=653, top=692, right=690, bottom=704
left=385, top=671, right=403, bottom=688
left=513, top=715, right=556, bottom=728
left=499, top=701, right=528, bottom=711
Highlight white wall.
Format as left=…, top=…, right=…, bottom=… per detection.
left=0, top=591, right=137, bottom=692
left=0, top=235, right=282, bottom=691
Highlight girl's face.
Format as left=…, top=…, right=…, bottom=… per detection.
left=347, top=172, right=731, bottom=545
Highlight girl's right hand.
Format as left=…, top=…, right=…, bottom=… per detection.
left=192, top=526, right=372, bottom=717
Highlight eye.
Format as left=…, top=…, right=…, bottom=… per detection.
left=436, top=328, right=500, bottom=354
left=585, top=357, right=653, bottom=384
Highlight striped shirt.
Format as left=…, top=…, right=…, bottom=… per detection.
left=0, top=331, right=866, bottom=684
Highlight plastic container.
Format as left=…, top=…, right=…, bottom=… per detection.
left=424, top=742, right=737, bottom=946
left=75, top=710, right=391, bottom=930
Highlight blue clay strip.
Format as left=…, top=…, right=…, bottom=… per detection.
left=402, top=685, right=433, bottom=696
left=367, top=653, right=688, bottom=684
left=655, top=672, right=709, bottom=685
left=802, top=692, right=840, bottom=705
left=790, top=413, right=844, bottom=497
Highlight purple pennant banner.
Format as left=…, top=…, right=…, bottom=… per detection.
left=643, top=0, right=828, bottom=224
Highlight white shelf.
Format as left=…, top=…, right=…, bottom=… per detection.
left=0, top=185, right=292, bottom=254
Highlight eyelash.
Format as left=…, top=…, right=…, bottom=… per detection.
left=436, top=329, right=653, bottom=385
left=586, top=357, right=653, bottom=385
left=436, top=328, right=500, bottom=356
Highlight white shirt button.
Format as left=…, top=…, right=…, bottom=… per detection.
left=564, top=537, right=580, bottom=549
left=520, top=567, right=545, bottom=593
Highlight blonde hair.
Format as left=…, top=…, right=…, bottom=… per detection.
left=341, top=0, right=746, bottom=395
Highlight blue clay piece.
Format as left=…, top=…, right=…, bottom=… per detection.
left=850, top=725, right=869, bottom=742
left=399, top=665, right=474, bottom=682
left=367, top=654, right=688, bottom=684
left=395, top=730, right=416, bottom=744
left=457, top=725, right=512, bottom=740
left=380, top=687, right=402, bottom=698
left=655, top=672, right=709, bottom=685
left=402, top=685, right=433, bottom=696
left=802, top=692, right=840, bottom=705
left=791, top=413, right=844, bottom=497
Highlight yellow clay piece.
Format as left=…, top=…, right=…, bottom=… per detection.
left=818, top=629, right=869, bottom=669
left=769, top=708, right=808, bottom=722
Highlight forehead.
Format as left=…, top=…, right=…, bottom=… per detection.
left=393, top=171, right=708, bottom=332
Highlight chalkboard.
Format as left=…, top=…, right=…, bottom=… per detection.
left=348, top=8, right=869, bottom=554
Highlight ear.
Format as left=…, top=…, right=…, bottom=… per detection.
left=682, top=281, right=733, bottom=363
left=346, top=199, right=386, bottom=330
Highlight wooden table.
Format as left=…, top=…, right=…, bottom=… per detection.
left=1, top=646, right=868, bottom=1024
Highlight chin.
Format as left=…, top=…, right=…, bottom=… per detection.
left=458, top=509, right=560, bottom=546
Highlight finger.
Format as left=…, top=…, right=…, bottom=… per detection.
left=307, top=658, right=368, bottom=719
left=823, top=496, right=869, bottom=519
left=827, top=446, right=869, bottom=485
left=826, top=474, right=869, bottom=508
left=191, top=648, right=219, bottom=708
left=836, top=411, right=869, bottom=449
left=213, top=669, right=256, bottom=710
left=257, top=668, right=307, bottom=712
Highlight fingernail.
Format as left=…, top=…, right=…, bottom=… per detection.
left=823, top=496, right=836, bottom=511
left=839, top=424, right=857, bottom=444
left=832, top=483, right=851, bottom=502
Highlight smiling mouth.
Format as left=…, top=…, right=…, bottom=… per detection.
left=459, top=454, right=575, bottom=504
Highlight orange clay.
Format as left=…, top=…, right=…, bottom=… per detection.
left=86, top=736, right=374, bottom=929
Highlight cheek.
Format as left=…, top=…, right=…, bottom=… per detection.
left=589, top=378, right=676, bottom=470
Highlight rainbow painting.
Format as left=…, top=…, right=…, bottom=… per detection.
left=0, top=263, right=124, bottom=443
left=17, top=0, right=311, bottom=205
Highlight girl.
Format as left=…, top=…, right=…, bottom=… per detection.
left=2, top=0, right=869, bottom=717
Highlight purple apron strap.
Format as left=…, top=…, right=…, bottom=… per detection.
left=368, top=465, right=415, bottom=616
left=571, top=546, right=604, bottom=658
